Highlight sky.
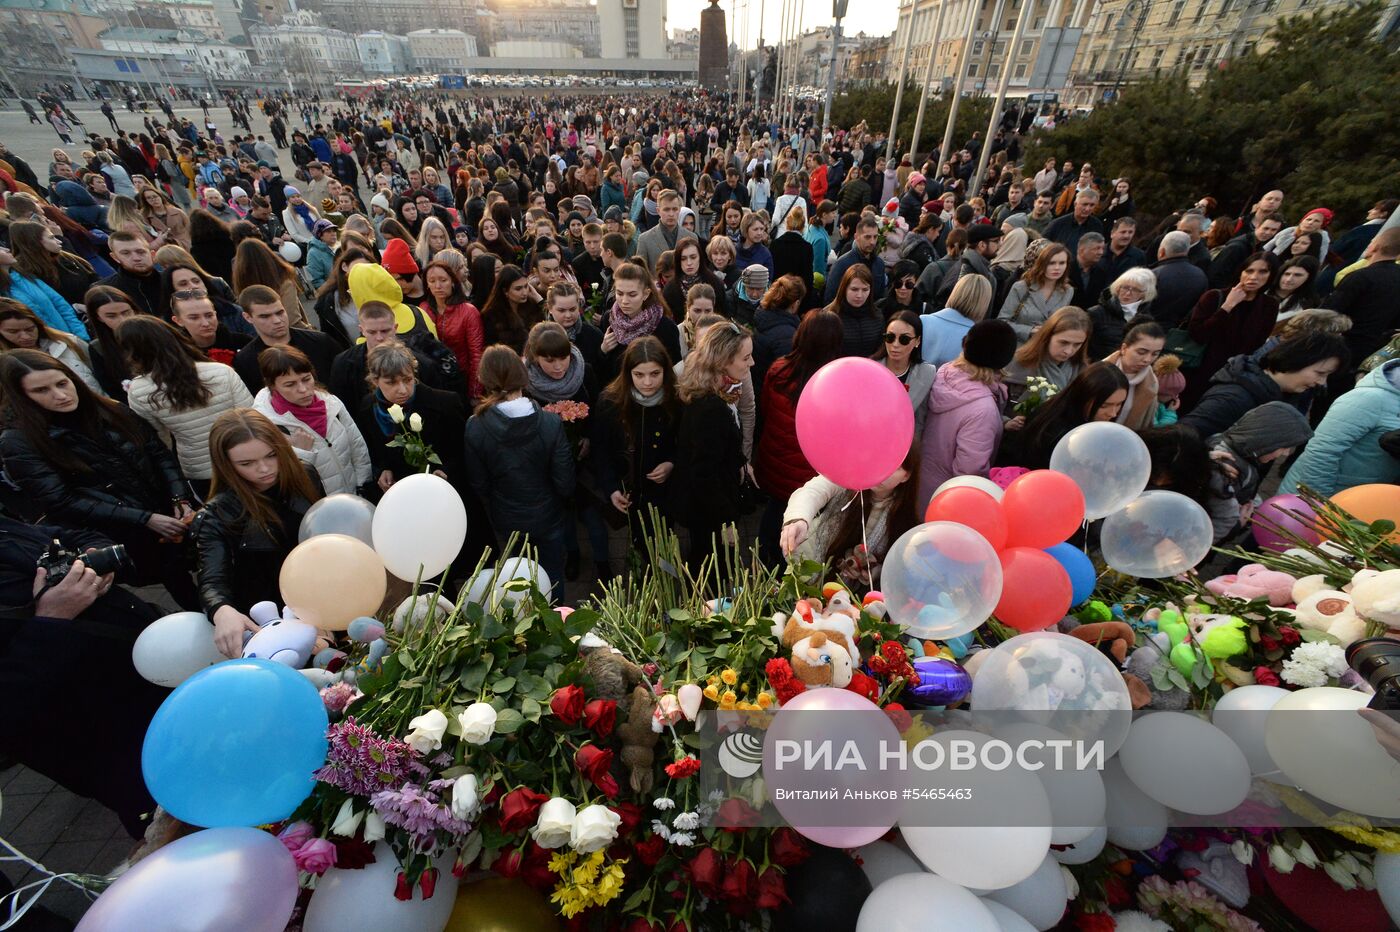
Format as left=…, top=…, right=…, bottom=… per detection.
left=666, top=0, right=899, bottom=48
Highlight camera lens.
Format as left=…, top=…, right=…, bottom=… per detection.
left=1347, top=638, right=1400, bottom=711
left=82, top=544, right=132, bottom=578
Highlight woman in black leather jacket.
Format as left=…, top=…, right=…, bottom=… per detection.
left=0, top=348, right=199, bottom=608
left=190, top=408, right=323, bottom=657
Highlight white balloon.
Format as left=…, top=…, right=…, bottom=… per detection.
left=462, top=557, right=553, bottom=608
left=992, top=724, right=1104, bottom=845
left=1102, top=758, right=1168, bottom=851
left=1049, top=422, right=1152, bottom=519
left=981, top=899, right=1038, bottom=932
left=1266, top=687, right=1400, bottom=817
left=1050, top=825, right=1107, bottom=864
left=856, top=841, right=926, bottom=890
left=1375, top=852, right=1400, bottom=927
left=299, top=493, right=376, bottom=545
left=1118, top=713, right=1251, bottom=815
left=856, top=873, right=999, bottom=932
left=984, top=854, right=1069, bottom=931
left=1100, top=491, right=1215, bottom=578
left=302, top=842, right=458, bottom=932
left=132, top=612, right=227, bottom=687
left=935, top=474, right=1005, bottom=501
left=880, top=521, right=1004, bottom=640
left=1211, top=685, right=1291, bottom=776
left=371, top=473, right=467, bottom=581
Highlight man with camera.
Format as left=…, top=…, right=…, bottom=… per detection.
left=0, top=515, right=167, bottom=838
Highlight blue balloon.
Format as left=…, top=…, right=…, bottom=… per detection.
left=143, top=658, right=328, bottom=827
left=1045, top=542, right=1097, bottom=606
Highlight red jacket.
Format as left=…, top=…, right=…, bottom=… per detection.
left=753, top=359, right=817, bottom=500
left=423, top=300, right=485, bottom=397
left=810, top=164, right=829, bottom=204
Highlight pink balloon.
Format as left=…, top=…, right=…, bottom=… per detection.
left=1252, top=493, right=1321, bottom=552
left=796, top=358, right=914, bottom=490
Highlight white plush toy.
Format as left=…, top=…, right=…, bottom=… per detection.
left=1292, top=574, right=1330, bottom=604
left=1289, top=590, right=1366, bottom=646
left=1352, top=568, right=1400, bottom=630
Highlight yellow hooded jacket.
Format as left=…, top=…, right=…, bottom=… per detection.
left=346, top=263, right=438, bottom=341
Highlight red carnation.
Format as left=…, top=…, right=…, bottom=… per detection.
left=881, top=640, right=907, bottom=661
left=686, top=847, right=724, bottom=898
left=635, top=833, right=667, bottom=866
left=715, top=797, right=761, bottom=831
left=1279, top=626, right=1301, bottom=647
left=1073, top=912, right=1117, bottom=932
left=665, top=756, right=702, bottom=780
left=883, top=702, right=913, bottom=733
left=583, top=698, right=617, bottom=736
left=868, top=655, right=890, bottom=674
left=1253, top=666, right=1282, bottom=688
left=1260, top=633, right=1281, bottom=652
left=721, top=858, right=757, bottom=911
left=497, top=786, right=549, bottom=833
left=846, top=670, right=880, bottom=701
left=574, top=744, right=620, bottom=798
left=770, top=827, right=810, bottom=866
left=550, top=684, right=586, bottom=725
left=610, top=801, right=644, bottom=837
left=753, top=866, right=789, bottom=909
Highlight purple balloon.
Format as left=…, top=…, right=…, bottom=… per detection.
left=1252, top=493, right=1321, bottom=553
left=77, top=827, right=297, bottom=932
left=905, top=657, right=973, bottom=707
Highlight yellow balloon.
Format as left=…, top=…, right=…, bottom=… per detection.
left=279, top=533, right=387, bottom=630
left=445, top=876, right=560, bottom=932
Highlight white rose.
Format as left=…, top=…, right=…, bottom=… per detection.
left=404, top=708, right=449, bottom=754
left=1294, top=840, right=1319, bottom=869
left=409, top=412, right=424, bottom=432
left=1324, top=859, right=1358, bottom=890
left=458, top=702, right=498, bottom=745
left=450, top=774, right=480, bottom=821
left=1230, top=840, right=1254, bottom=866
left=387, top=403, right=405, bottom=423
left=1060, top=865, right=1079, bottom=899
left=331, top=798, right=364, bottom=837
left=1268, top=845, right=1295, bottom=874
left=364, top=810, right=386, bottom=842
left=570, top=804, right=621, bottom=853
left=531, top=797, right=577, bottom=849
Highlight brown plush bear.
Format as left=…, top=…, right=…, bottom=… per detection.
left=1069, top=621, right=1152, bottom=709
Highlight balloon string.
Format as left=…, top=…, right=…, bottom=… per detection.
left=860, top=490, right=873, bottom=591
left=0, top=834, right=102, bottom=930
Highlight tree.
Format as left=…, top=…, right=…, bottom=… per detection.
left=1022, top=3, right=1400, bottom=226
left=827, top=81, right=993, bottom=165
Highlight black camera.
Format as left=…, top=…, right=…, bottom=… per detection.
left=36, top=538, right=132, bottom=591
left=1346, top=638, right=1400, bottom=711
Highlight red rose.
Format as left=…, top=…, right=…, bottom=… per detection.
left=1073, top=912, right=1117, bottom=932
left=497, top=786, right=549, bottom=833
left=883, top=702, right=913, bottom=733
left=574, top=744, right=620, bottom=798
left=666, top=920, right=689, bottom=932
left=1103, top=874, right=1131, bottom=907
left=610, top=801, right=644, bottom=837
left=625, top=919, right=664, bottom=932
left=1279, top=626, right=1301, bottom=647
left=721, top=858, right=757, bottom=911
left=495, top=847, right=524, bottom=878
left=665, top=756, right=702, bottom=780
left=583, top=698, right=617, bottom=736
left=332, top=836, right=376, bottom=870
left=881, top=640, right=906, bottom=661
left=207, top=347, right=236, bottom=367
left=551, top=684, right=586, bottom=724
left=715, top=797, right=761, bottom=831
left=686, top=848, right=724, bottom=898
left=753, top=866, right=789, bottom=909
left=846, top=670, right=880, bottom=701
left=1253, top=666, right=1282, bottom=688
left=868, top=655, right=890, bottom=674
left=394, top=870, right=412, bottom=901
left=521, top=841, right=555, bottom=890
left=1260, top=634, right=1281, bottom=652
left=418, top=867, right=438, bottom=899
left=770, top=827, right=810, bottom=866
left=635, top=833, right=667, bottom=865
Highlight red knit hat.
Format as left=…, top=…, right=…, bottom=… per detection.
left=381, top=238, right=419, bottom=277
left=1304, top=207, right=1334, bottom=228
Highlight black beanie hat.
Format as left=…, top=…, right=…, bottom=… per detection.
left=962, top=319, right=1018, bottom=370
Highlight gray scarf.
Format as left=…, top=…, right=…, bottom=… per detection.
left=527, top=345, right=586, bottom=403
left=631, top=387, right=663, bottom=407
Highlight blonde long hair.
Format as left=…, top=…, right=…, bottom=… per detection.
left=678, top=320, right=751, bottom=403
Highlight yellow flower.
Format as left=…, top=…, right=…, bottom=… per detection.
left=592, top=859, right=628, bottom=905
left=707, top=674, right=720, bottom=686
left=721, top=690, right=737, bottom=705
left=720, top=668, right=738, bottom=685
left=703, top=685, right=719, bottom=701
left=548, top=851, right=575, bottom=874
left=756, top=692, right=774, bottom=708
left=719, top=696, right=737, bottom=711
left=550, top=882, right=591, bottom=918
left=740, top=682, right=750, bottom=693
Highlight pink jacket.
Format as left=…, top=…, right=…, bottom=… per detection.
left=917, top=363, right=1007, bottom=510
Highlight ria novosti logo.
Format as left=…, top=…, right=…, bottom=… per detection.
left=717, top=730, right=764, bottom=778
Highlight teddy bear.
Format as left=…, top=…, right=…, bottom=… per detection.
left=1205, top=564, right=1297, bottom=607
left=1288, top=589, right=1366, bottom=646
left=788, top=630, right=856, bottom=688
left=578, top=634, right=660, bottom=793
left=1292, top=574, right=1330, bottom=604
left=996, top=637, right=1088, bottom=710
left=241, top=604, right=318, bottom=668
left=772, top=597, right=858, bottom=655
left=1352, top=568, right=1400, bottom=630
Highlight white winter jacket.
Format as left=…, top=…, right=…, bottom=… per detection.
left=127, top=361, right=254, bottom=480
left=252, top=387, right=372, bottom=495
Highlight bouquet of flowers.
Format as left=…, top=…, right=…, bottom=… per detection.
left=383, top=403, right=441, bottom=473
left=1014, top=375, right=1060, bottom=417
left=585, top=281, right=607, bottom=324
left=543, top=400, right=590, bottom=458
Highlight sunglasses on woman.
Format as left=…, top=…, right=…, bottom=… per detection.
left=884, top=332, right=914, bottom=345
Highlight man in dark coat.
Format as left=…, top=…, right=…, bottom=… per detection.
left=1209, top=215, right=1283, bottom=290
left=1149, top=231, right=1209, bottom=331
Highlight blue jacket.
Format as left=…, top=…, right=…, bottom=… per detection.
left=919, top=307, right=976, bottom=368
left=804, top=225, right=832, bottom=277
left=601, top=180, right=627, bottom=214
left=1281, top=360, right=1400, bottom=497
left=824, top=248, right=887, bottom=304
left=9, top=273, right=88, bottom=339
left=735, top=242, right=774, bottom=280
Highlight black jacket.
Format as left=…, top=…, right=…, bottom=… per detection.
left=234, top=327, right=340, bottom=395
left=596, top=311, right=683, bottom=384
left=330, top=339, right=460, bottom=413
left=189, top=475, right=319, bottom=616
left=752, top=309, right=798, bottom=394
left=1086, top=290, right=1155, bottom=360
left=771, top=231, right=816, bottom=308
left=463, top=400, right=575, bottom=537
left=838, top=304, right=885, bottom=359
left=1180, top=355, right=1284, bottom=438
left=355, top=385, right=467, bottom=489
left=1324, top=261, right=1400, bottom=362
left=671, top=393, right=745, bottom=529
left=1149, top=256, right=1209, bottom=331
left=573, top=321, right=606, bottom=373
left=87, top=339, right=129, bottom=403
left=590, top=395, right=677, bottom=508
left=314, top=290, right=353, bottom=350
left=97, top=267, right=162, bottom=316
left=1207, top=232, right=1263, bottom=290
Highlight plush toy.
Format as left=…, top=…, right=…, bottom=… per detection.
left=392, top=594, right=455, bottom=633
left=1067, top=621, right=1136, bottom=664
left=579, top=634, right=659, bottom=793
left=1293, top=574, right=1330, bottom=604
left=1205, top=564, right=1297, bottom=607
left=1351, top=568, right=1400, bottom=630
left=242, top=603, right=318, bottom=668
left=1290, top=589, right=1366, bottom=645
left=999, top=637, right=1088, bottom=709
left=788, top=631, right=856, bottom=688
left=772, top=597, right=858, bottom=655
left=1185, top=612, right=1248, bottom=660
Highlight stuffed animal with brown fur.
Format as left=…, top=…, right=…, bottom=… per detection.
left=616, top=684, right=661, bottom=793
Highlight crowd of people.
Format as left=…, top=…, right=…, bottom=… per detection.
left=0, top=85, right=1397, bottom=838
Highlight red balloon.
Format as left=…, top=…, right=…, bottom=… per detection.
left=994, top=548, right=1073, bottom=632
left=1001, top=470, right=1086, bottom=548
left=924, top=487, right=1008, bottom=550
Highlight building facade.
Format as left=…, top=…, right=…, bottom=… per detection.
left=598, top=0, right=666, bottom=59
left=316, top=0, right=478, bottom=40
left=99, top=23, right=254, bottom=75
left=849, top=32, right=892, bottom=84
left=481, top=0, right=598, bottom=57
left=356, top=29, right=412, bottom=73
left=249, top=10, right=360, bottom=79
left=406, top=26, right=478, bottom=72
